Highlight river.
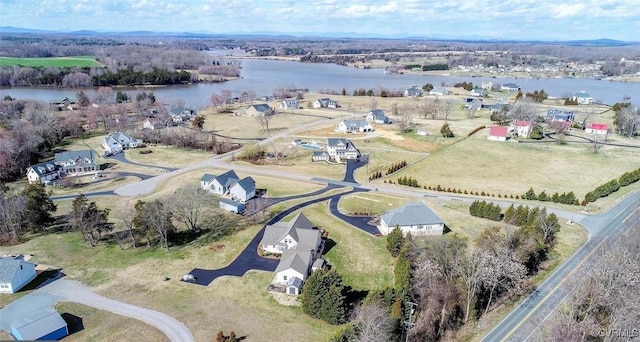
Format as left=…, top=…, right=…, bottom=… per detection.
left=1, top=59, right=637, bottom=109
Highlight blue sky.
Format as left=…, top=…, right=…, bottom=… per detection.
left=1, top=0, right=639, bottom=41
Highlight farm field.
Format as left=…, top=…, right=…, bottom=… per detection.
left=377, top=128, right=640, bottom=203
left=0, top=56, right=102, bottom=67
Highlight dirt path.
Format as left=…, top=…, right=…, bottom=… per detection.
left=36, top=279, right=195, bottom=342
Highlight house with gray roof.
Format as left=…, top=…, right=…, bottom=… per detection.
left=102, top=132, right=141, bottom=153
left=219, top=197, right=245, bottom=214
left=379, top=202, right=445, bottom=236
left=470, top=87, right=488, bottom=97
left=261, top=212, right=324, bottom=295
left=0, top=255, right=37, bottom=294
left=313, top=98, right=339, bottom=109
left=200, top=169, right=256, bottom=203
left=336, top=119, right=373, bottom=133
left=429, top=87, right=450, bottom=96
left=366, top=109, right=391, bottom=124
left=54, top=150, right=98, bottom=175
left=404, top=86, right=424, bottom=97
left=326, top=138, right=360, bottom=162
left=245, top=103, right=274, bottom=116
left=10, top=307, right=68, bottom=340
left=274, top=249, right=313, bottom=295
left=26, top=162, right=62, bottom=184
left=501, top=83, right=521, bottom=91
left=280, top=98, right=300, bottom=109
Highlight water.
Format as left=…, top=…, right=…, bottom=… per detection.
left=1, top=59, right=637, bottom=109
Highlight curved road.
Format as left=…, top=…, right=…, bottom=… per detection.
left=1, top=278, right=194, bottom=342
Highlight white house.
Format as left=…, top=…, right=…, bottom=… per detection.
left=572, top=91, right=593, bottom=105
left=585, top=123, right=609, bottom=135
left=336, top=120, right=373, bottom=133
left=229, top=177, right=256, bottom=203
left=327, top=138, right=360, bottom=162
left=142, top=118, right=165, bottom=130
left=0, top=255, right=37, bottom=294
left=54, top=150, right=98, bottom=175
left=102, top=132, right=141, bottom=153
left=501, top=83, right=520, bottom=91
left=260, top=213, right=322, bottom=255
left=379, top=202, right=445, bottom=236
left=429, top=87, right=450, bottom=96
left=280, top=98, right=300, bottom=109
left=512, top=120, right=534, bottom=138
left=313, top=98, right=339, bottom=108
left=200, top=170, right=256, bottom=203
left=246, top=103, right=275, bottom=116
left=261, top=213, right=323, bottom=295
left=470, top=87, right=488, bottom=97
left=273, top=249, right=314, bottom=295
left=546, top=109, right=575, bottom=122
left=26, top=162, right=61, bottom=184
left=488, top=126, right=509, bottom=141
left=311, top=151, right=331, bottom=162
left=404, top=87, right=423, bottom=97
left=365, top=109, right=391, bottom=124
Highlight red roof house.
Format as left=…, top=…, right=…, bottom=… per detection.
left=585, top=123, right=608, bottom=135
left=488, top=126, right=509, bottom=141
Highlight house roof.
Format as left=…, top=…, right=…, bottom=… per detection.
left=213, top=170, right=240, bottom=188
left=502, top=83, right=520, bottom=88
left=367, top=109, right=388, bottom=120
left=589, top=123, right=608, bottom=130
left=54, top=150, right=95, bottom=163
left=219, top=197, right=243, bottom=208
left=111, top=131, right=135, bottom=143
left=430, top=87, right=448, bottom=94
left=405, top=87, right=423, bottom=95
left=489, top=126, right=509, bottom=137
left=380, top=202, right=444, bottom=227
left=471, top=87, right=487, bottom=94
left=260, top=213, right=319, bottom=249
left=312, top=151, right=329, bottom=157
left=27, top=162, right=59, bottom=176
left=286, top=276, right=304, bottom=289
left=274, top=249, right=312, bottom=276
left=340, top=119, right=370, bottom=129
left=514, top=120, right=533, bottom=127
left=10, top=307, right=67, bottom=341
left=232, top=176, right=255, bottom=192
left=200, top=173, right=216, bottom=182
left=574, top=91, right=591, bottom=98
left=248, top=103, right=272, bottom=113
left=0, top=255, right=31, bottom=283
left=328, top=138, right=350, bottom=148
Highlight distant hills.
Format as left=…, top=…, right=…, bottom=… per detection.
left=0, top=26, right=636, bottom=45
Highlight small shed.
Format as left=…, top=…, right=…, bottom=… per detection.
left=219, top=197, right=245, bottom=214
left=286, top=277, right=303, bottom=295
left=311, top=258, right=326, bottom=272
left=10, top=307, right=69, bottom=341
left=0, top=254, right=37, bottom=293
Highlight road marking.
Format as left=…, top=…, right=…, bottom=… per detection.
left=622, top=207, right=640, bottom=223
left=501, top=234, right=611, bottom=341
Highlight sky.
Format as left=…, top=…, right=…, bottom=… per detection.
left=1, top=0, right=639, bottom=41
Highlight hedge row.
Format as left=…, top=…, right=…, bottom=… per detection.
left=522, top=188, right=579, bottom=205
left=469, top=200, right=502, bottom=221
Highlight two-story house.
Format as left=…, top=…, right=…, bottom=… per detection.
left=326, top=138, right=360, bottom=162
left=200, top=169, right=256, bottom=203
left=313, top=98, right=339, bottom=109
left=280, top=99, right=300, bottom=109
left=365, top=109, right=391, bottom=124
left=103, top=132, right=141, bottom=153
left=26, top=162, right=62, bottom=184
left=54, top=150, right=98, bottom=175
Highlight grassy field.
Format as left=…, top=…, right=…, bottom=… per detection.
left=1, top=187, right=398, bottom=341
left=0, top=56, right=102, bottom=67
left=376, top=129, right=640, bottom=202
left=55, top=302, right=170, bottom=342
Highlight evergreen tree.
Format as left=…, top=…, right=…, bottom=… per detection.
left=504, top=204, right=515, bottom=223
left=386, top=226, right=405, bottom=257
left=21, top=183, right=57, bottom=231
left=301, top=269, right=348, bottom=325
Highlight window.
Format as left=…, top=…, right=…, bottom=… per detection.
left=283, top=275, right=287, bottom=281
left=418, top=225, right=425, bottom=229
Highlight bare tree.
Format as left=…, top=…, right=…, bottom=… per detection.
left=257, top=113, right=271, bottom=134
left=353, top=300, right=395, bottom=342
left=508, top=98, right=538, bottom=121
left=396, top=105, right=414, bottom=133
left=117, top=207, right=137, bottom=248
left=168, top=184, right=211, bottom=231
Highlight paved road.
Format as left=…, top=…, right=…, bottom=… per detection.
left=107, top=151, right=178, bottom=172
left=481, top=191, right=640, bottom=342
left=186, top=178, right=386, bottom=286
left=115, top=116, right=340, bottom=197
left=1, top=278, right=195, bottom=342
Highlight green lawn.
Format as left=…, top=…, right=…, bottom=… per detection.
left=0, top=56, right=103, bottom=67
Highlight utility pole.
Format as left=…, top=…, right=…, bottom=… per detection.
left=403, top=301, right=417, bottom=342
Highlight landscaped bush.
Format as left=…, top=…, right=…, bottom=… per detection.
left=585, top=179, right=620, bottom=203
left=469, top=200, right=502, bottom=221
left=397, top=176, right=419, bottom=187
left=139, top=149, right=153, bottom=154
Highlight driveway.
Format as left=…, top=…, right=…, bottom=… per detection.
left=107, top=151, right=178, bottom=172
left=0, top=278, right=195, bottom=342
left=328, top=190, right=381, bottom=235
left=186, top=186, right=373, bottom=286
